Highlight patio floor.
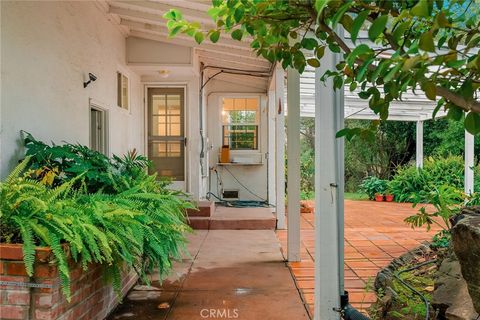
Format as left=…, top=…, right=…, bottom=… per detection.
left=276, top=199, right=440, bottom=316
left=109, top=230, right=309, bottom=320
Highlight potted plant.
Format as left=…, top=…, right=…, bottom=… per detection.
left=360, top=176, right=388, bottom=201
left=375, top=193, right=384, bottom=202
left=385, top=182, right=394, bottom=202
left=385, top=192, right=394, bottom=202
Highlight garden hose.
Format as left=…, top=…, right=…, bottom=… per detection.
left=341, top=291, right=371, bottom=320
left=393, top=259, right=437, bottom=320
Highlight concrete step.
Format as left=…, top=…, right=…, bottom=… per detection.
left=187, top=206, right=276, bottom=230
left=186, top=200, right=215, bottom=217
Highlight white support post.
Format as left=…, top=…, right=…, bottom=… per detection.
left=465, top=130, right=475, bottom=195
left=275, top=65, right=286, bottom=230
left=267, top=85, right=277, bottom=211
left=416, top=121, right=424, bottom=169
left=287, top=65, right=301, bottom=262
left=314, top=50, right=343, bottom=319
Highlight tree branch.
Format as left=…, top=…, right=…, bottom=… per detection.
left=436, top=86, right=480, bottom=113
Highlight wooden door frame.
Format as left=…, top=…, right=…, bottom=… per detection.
left=144, top=83, right=188, bottom=192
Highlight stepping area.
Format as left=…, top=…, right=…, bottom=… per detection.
left=109, top=230, right=309, bottom=320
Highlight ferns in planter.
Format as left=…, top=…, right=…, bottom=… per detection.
left=1, top=157, right=193, bottom=300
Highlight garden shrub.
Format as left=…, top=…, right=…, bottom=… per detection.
left=22, top=132, right=154, bottom=194
left=360, top=176, right=388, bottom=200
left=0, top=136, right=194, bottom=300
left=389, top=156, right=479, bottom=203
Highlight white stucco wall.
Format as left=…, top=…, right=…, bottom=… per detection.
left=0, top=1, right=143, bottom=178
left=206, top=76, right=269, bottom=201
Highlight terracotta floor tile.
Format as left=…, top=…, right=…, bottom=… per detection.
left=277, top=200, right=440, bottom=316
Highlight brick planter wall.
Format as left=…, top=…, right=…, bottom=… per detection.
left=0, top=244, right=138, bottom=320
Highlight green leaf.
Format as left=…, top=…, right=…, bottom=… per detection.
left=209, top=30, right=220, bottom=43
left=392, top=22, right=410, bottom=45
left=307, top=58, right=321, bottom=68
left=194, top=32, right=204, bottom=44
left=163, top=9, right=182, bottom=21
left=368, top=15, right=388, bottom=41
left=447, top=105, right=463, bottom=121
left=315, top=46, right=326, bottom=60
left=346, top=44, right=372, bottom=66
left=411, top=0, right=430, bottom=17
left=234, top=7, right=245, bottom=23
left=419, top=32, right=435, bottom=52
left=301, top=38, right=318, bottom=50
left=350, top=10, right=369, bottom=44
left=315, top=0, right=332, bottom=16
left=331, top=2, right=352, bottom=29
left=422, top=81, right=436, bottom=100
left=169, top=25, right=183, bottom=37
left=465, top=112, right=480, bottom=135
left=231, top=29, right=244, bottom=41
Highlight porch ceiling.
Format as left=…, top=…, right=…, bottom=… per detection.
left=106, top=0, right=272, bottom=77
left=105, top=1, right=444, bottom=121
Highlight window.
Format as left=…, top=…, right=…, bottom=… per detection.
left=90, top=107, right=107, bottom=154
left=222, top=97, right=259, bottom=150
left=117, top=72, right=129, bottom=110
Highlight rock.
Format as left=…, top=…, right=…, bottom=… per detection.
left=452, top=206, right=480, bottom=314
left=127, top=290, right=161, bottom=301
left=132, top=284, right=161, bottom=291
left=432, top=252, right=478, bottom=320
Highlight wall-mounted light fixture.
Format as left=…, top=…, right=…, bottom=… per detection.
left=83, top=73, right=97, bottom=88
left=158, top=70, right=170, bottom=78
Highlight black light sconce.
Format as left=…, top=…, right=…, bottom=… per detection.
left=83, top=73, right=97, bottom=88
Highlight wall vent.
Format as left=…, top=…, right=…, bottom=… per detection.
left=222, top=189, right=239, bottom=200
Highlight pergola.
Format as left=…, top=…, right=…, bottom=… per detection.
left=278, top=57, right=477, bottom=319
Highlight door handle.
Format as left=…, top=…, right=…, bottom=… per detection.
left=184, top=137, right=187, bottom=146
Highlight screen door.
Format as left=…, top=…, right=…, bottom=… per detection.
left=148, top=88, right=186, bottom=190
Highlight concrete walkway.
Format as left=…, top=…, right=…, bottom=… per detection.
left=109, top=230, right=309, bottom=320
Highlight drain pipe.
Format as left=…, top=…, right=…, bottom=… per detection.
left=340, top=291, right=371, bottom=320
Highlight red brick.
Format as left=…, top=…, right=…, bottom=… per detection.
left=33, top=264, right=57, bottom=278
left=35, top=308, right=53, bottom=320
left=0, top=244, right=24, bottom=260
left=0, top=305, right=27, bottom=319
left=6, top=290, right=30, bottom=305
left=5, top=262, right=29, bottom=276
left=33, top=294, right=54, bottom=308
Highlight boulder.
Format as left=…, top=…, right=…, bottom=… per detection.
left=432, top=252, right=478, bottom=320
left=452, top=206, right=480, bottom=314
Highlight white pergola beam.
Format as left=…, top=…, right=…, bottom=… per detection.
left=109, top=3, right=215, bottom=27
left=314, top=50, right=342, bottom=320
left=416, top=121, right=424, bottom=169
left=465, top=130, right=475, bottom=194
left=128, top=31, right=258, bottom=58
left=287, top=65, right=301, bottom=261
left=275, top=65, right=286, bottom=230
left=120, top=19, right=253, bottom=50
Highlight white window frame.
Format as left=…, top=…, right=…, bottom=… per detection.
left=220, top=95, right=262, bottom=153
left=89, top=102, right=109, bottom=155
left=117, top=71, right=130, bottom=110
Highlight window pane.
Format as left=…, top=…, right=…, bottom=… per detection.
left=152, top=115, right=166, bottom=136
left=152, top=95, right=166, bottom=115
left=223, top=125, right=258, bottom=150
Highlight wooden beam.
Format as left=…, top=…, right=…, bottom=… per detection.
left=314, top=46, right=342, bottom=320
left=129, top=30, right=259, bottom=59
left=109, top=1, right=215, bottom=27
left=416, top=121, right=424, bottom=168
left=287, top=64, right=301, bottom=262
left=275, top=65, right=286, bottom=230
left=120, top=19, right=253, bottom=50
left=465, top=130, right=475, bottom=194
